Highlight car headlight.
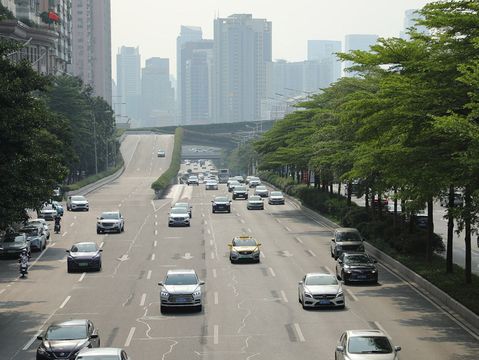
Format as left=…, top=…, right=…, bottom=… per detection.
left=160, top=290, right=169, bottom=297
left=231, top=250, right=239, bottom=255
left=253, top=248, right=260, bottom=254
left=93, top=253, right=101, bottom=258
left=336, top=291, right=344, bottom=298
left=193, top=289, right=201, bottom=297
left=371, top=269, right=377, bottom=274
left=345, top=270, right=352, bottom=274
left=37, top=345, right=48, bottom=354
left=304, top=292, right=313, bottom=298
left=336, top=245, right=342, bottom=250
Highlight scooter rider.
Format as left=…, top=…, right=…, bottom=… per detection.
left=54, top=213, right=61, bottom=233
left=19, top=250, right=29, bottom=276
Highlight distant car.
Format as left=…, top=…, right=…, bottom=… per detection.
left=228, top=235, right=261, bottom=263
left=387, top=203, right=402, bottom=214
left=254, top=185, right=269, bottom=198
left=335, top=252, right=378, bottom=284
left=19, top=225, right=47, bottom=252
left=38, top=204, right=57, bottom=220
left=268, top=191, right=285, bottom=205
left=372, top=196, right=388, bottom=208
left=227, top=180, right=240, bottom=192
left=248, top=177, right=261, bottom=188
left=245, top=176, right=252, bottom=184
left=0, top=232, right=30, bottom=258
left=247, top=195, right=264, bottom=210
left=187, top=175, right=199, bottom=185
left=440, top=191, right=463, bottom=207
left=205, top=180, right=219, bottom=190
left=335, top=329, right=401, bottom=360
left=36, top=319, right=100, bottom=360
left=52, top=201, right=64, bottom=216
left=168, top=207, right=191, bottom=227
left=330, top=228, right=365, bottom=259
left=159, top=269, right=205, bottom=312
left=298, top=273, right=345, bottom=309
left=75, top=348, right=130, bottom=360
left=173, top=202, right=192, bottom=218
left=157, top=149, right=166, bottom=157
left=28, top=218, right=50, bottom=239
left=232, top=185, right=248, bottom=200
left=234, top=175, right=245, bottom=183
left=67, top=242, right=102, bottom=272
left=414, top=210, right=428, bottom=229
left=212, top=196, right=231, bottom=213
left=67, top=195, right=89, bottom=211
left=96, top=211, right=124, bottom=234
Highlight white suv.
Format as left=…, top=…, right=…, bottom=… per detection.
left=158, top=269, right=205, bottom=312
left=96, top=211, right=124, bottom=234
left=67, top=195, right=89, bottom=211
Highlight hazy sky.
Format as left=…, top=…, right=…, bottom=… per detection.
left=111, top=0, right=432, bottom=79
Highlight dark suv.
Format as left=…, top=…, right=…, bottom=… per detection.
left=330, top=228, right=365, bottom=259
left=335, top=252, right=378, bottom=284
left=232, top=186, right=248, bottom=200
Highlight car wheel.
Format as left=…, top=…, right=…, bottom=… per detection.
left=336, top=271, right=341, bottom=280
left=339, top=304, right=346, bottom=310
left=160, top=306, right=166, bottom=313
left=197, top=305, right=202, bottom=312
left=97, top=229, right=101, bottom=234
left=228, top=209, right=231, bottom=213
left=67, top=265, right=72, bottom=273
left=212, top=209, right=216, bottom=213
left=97, top=262, right=102, bottom=271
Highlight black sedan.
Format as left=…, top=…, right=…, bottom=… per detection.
left=335, top=252, right=378, bottom=284
left=67, top=242, right=102, bottom=272
left=36, top=319, right=100, bottom=360
left=212, top=196, right=231, bottom=213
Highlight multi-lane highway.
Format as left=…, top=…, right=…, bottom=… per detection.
left=0, top=134, right=478, bottom=360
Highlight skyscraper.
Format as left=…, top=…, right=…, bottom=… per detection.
left=400, top=9, right=428, bottom=40
left=141, top=57, right=175, bottom=127
left=116, top=46, right=141, bottom=125
left=344, top=34, right=378, bottom=76
left=308, top=40, right=342, bottom=87
left=213, top=14, right=272, bottom=123
left=176, top=26, right=203, bottom=122
left=71, top=0, right=112, bottom=105
left=180, top=40, right=214, bottom=125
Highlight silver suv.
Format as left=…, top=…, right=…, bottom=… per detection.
left=158, top=269, right=205, bottom=312
left=67, top=195, right=89, bottom=211
left=96, top=211, right=124, bottom=234
left=330, top=228, right=364, bottom=259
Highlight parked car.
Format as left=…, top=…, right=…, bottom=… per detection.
left=335, top=329, right=401, bottom=360
left=19, top=225, right=47, bottom=252
left=38, top=204, right=57, bottom=220
left=335, top=252, right=378, bottom=284
left=159, top=269, right=205, bottom=312
left=330, top=228, right=365, bottom=259
left=212, top=196, right=231, bottom=213
left=414, top=209, right=428, bottom=229
left=67, top=242, right=102, bottom=272
left=0, top=232, right=31, bottom=257
left=28, top=219, right=50, bottom=239
left=298, top=273, right=345, bottom=309
left=96, top=211, right=124, bottom=234
left=67, top=195, right=89, bottom=211
left=36, top=319, right=100, bottom=360
left=51, top=201, right=64, bottom=216
left=440, top=191, right=464, bottom=207
left=75, top=348, right=130, bottom=360
left=268, top=191, right=285, bottom=205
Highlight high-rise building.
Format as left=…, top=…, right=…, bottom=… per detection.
left=180, top=40, right=213, bottom=125
left=308, top=40, right=342, bottom=87
left=400, top=9, right=428, bottom=40
left=344, top=34, right=378, bottom=76
left=141, top=57, right=175, bottom=127
left=71, top=0, right=112, bottom=105
left=116, top=46, right=141, bottom=125
left=213, top=14, right=272, bottom=123
left=176, top=25, right=203, bottom=122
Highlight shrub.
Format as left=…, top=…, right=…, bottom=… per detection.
left=151, top=128, right=183, bottom=191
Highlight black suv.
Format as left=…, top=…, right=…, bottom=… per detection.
left=212, top=196, right=231, bottom=213
left=232, top=186, right=248, bottom=200
left=335, top=252, right=378, bottom=284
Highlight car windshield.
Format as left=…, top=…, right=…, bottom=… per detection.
left=20, top=228, right=39, bottom=236
left=45, top=325, right=87, bottom=340
left=270, top=192, right=283, bottom=196
left=344, top=254, right=371, bottom=264
left=215, top=197, right=228, bottom=202
left=305, top=275, right=338, bottom=285
left=233, top=238, right=257, bottom=246
left=249, top=196, right=261, bottom=201
left=71, top=196, right=86, bottom=201
left=2, top=234, right=24, bottom=243
left=256, top=186, right=267, bottom=190
left=170, top=207, right=188, bottom=214
left=336, top=231, right=362, bottom=242
left=100, top=213, right=119, bottom=219
left=72, top=243, right=97, bottom=252
left=235, top=186, right=247, bottom=191
left=348, top=336, right=393, bottom=354
left=42, top=205, right=55, bottom=210
left=164, top=273, right=198, bottom=285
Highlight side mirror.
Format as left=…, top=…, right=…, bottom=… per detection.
left=337, top=259, right=343, bottom=264
left=298, top=281, right=303, bottom=285
left=228, top=244, right=233, bottom=247
left=336, top=345, right=344, bottom=353
left=331, top=238, right=335, bottom=242
left=37, top=335, right=43, bottom=340
left=99, top=249, right=103, bottom=252
left=66, top=250, right=70, bottom=253
left=96, top=217, right=100, bottom=220
left=373, top=259, right=378, bottom=263
left=257, top=243, right=262, bottom=246
left=90, top=334, right=98, bottom=339
left=199, top=280, right=205, bottom=285
left=394, top=346, right=401, bottom=352
left=158, top=282, right=164, bottom=286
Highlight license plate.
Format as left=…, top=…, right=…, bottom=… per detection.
left=79, top=263, right=89, bottom=267
left=357, top=275, right=367, bottom=279
left=176, top=298, right=187, bottom=303
left=319, top=300, right=330, bottom=305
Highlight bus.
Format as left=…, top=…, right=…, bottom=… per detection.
left=218, top=169, right=230, bottom=183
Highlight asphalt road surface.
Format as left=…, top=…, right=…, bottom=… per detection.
left=0, top=134, right=478, bottom=360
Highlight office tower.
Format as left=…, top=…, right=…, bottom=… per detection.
left=308, top=40, right=342, bottom=87
left=214, top=14, right=272, bottom=123
left=273, top=60, right=304, bottom=97
left=180, top=40, right=214, bottom=125
left=71, top=0, right=112, bottom=105
left=141, top=57, right=175, bottom=127
left=116, top=46, right=141, bottom=125
left=176, top=26, right=203, bottom=122
left=400, top=9, right=428, bottom=40
left=344, top=34, right=378, bottom=76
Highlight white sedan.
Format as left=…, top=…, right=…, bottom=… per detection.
left=298, top=273, right=345, bottom=309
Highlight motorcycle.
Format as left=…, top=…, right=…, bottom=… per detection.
left=19, top=258, right=28, bottom=278
left=54, top=222, right=61, bottom=234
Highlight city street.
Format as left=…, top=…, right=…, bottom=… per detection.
left=0, top=134, right=477, bottom=360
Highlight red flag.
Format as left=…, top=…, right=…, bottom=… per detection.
left=48, top=11, right=60, bottom=22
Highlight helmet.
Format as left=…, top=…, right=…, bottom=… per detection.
left=21, top=249, right=28, bottom=255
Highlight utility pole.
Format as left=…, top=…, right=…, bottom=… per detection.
left=92, top=108, right=98, bottom=174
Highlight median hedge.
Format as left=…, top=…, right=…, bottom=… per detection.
left=151, top=127, right=183, bottom=192
left=260, top=171, right=479, bottom=315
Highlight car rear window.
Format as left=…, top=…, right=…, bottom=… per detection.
left=336, top=232, right=361, bottom=241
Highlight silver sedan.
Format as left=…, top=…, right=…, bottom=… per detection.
left=298, top=273, right=345, bottom=309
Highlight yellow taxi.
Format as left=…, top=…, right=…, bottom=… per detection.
left=228, top=235, right=261, bottom=263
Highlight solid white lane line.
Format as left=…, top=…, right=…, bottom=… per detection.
left=324, top=266, right=333, bottom=274
left=294, top=323, right=306, bottom=342
left=214, top=292, right=219, bottom=305
left=268, top=267, right=276, bottom=277
left=59, top=296, right=71, bottom=309
left=346, top=289, right=358, bottom=302
left=212, top=269, right=217, bottom=278
left=78, top=273, right=86, bottom=282
left=62, top=232, right=67, bottom=237
left=140, top=293, right=147, bottom=306
left=210, top=252, right=215, bottom=260
left=50, top=242, right=56, bottom=247
left=147, top=270, right=152, bottom=280
left=70, top=223, right=74, bottom=227
left=295, top=236, right=303, bottom=244
left=374, top=321, right=391, bottom=339
left=280, top=290, right=289, bottom=303
left=307, top=249, right=316, bottom=257
left=154, top=240, right=158, bottom=247
left=151, top=254, right=156, bottom=261
left=213, top=325, right=219, bottom=345
left=23, top=330, right=42, bottom=350
left=99, top=242, right=104, bottom=249
left=124, top=327, right=136, bottom=347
